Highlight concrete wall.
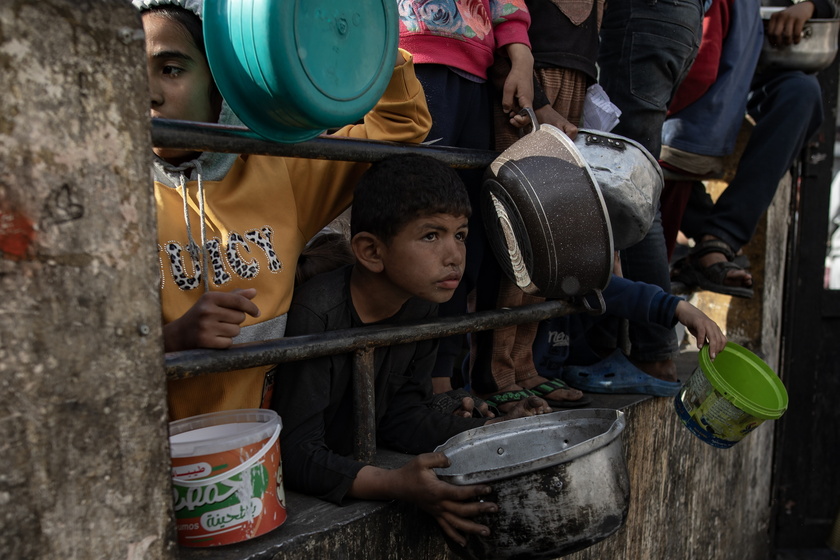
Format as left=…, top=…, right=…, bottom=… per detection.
left=0, top=1, right=175, bottom=558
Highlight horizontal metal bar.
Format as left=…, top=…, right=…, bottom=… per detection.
left=164, top=300, right=581, bottom=380
left=151, top=119, right=498, bottom=169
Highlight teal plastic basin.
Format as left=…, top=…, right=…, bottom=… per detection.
left=203, top=0, right=398, bottom=142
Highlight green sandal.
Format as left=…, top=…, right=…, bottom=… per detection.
left=484, top=389, right=536, bottom=411
left=527, top=378, right=591, bottom=408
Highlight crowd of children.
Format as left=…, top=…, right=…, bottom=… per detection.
left=132, top=0, right=831, bottom=541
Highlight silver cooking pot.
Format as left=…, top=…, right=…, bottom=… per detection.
left=758, top=8, right=840, bottom=72
left=573, top=129, right=663, bottom=250
left=482, top=111, right=614, bottom=300
left=435, top=409, right=629, bottom=560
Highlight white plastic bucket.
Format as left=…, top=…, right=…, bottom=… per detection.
left=169, top=409, right=286, bottom=547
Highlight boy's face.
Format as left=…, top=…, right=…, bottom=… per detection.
left=379, top=213, right=468, bottom=304
left=142, top=12, right=217, bottom=164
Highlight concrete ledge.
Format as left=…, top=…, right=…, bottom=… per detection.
left=178, top=348, right=775, bottom=560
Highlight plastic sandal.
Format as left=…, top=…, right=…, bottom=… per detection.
left=673, top=259, right=754, bottom=299
left=527, top=378, right=591, bottom=408
left=562, top=350, right=683, bottom=397
left=484, top=389, right=536, bottom=410
left=681, top=238, right=754, bottom=298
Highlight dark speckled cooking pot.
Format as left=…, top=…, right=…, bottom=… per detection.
left=482, top=114, right=613, bottom=299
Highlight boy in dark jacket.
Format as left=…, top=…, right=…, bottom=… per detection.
left=272, top=155, right=550, bottom=546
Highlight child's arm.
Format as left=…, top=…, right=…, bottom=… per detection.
left=288, top=49, right=432, bottom=241
left=349, top=455, right=497, bottom=547
left=674, top=300, right=727, bottom=359
left=500, top=43, right=535, bottom=125
left=162, top=288, right=260, bottom=352
left=337, top=49, right=432, bottom=144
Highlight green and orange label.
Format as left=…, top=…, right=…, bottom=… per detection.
left=171, top=437, right=286, bottom=547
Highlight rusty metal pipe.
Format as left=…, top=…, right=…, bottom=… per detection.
left=151, top=119, right=498, bottom=170
left=165, top=299, right=578, bottom=380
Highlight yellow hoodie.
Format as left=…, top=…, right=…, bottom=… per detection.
left=156, top=51, right=431, bottom=419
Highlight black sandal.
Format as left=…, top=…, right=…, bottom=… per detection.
left=675, top=238, right=753, bottom=298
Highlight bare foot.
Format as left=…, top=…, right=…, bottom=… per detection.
left=631, top=358, right=678, bottom=383
left=520, top=376, right=583, bottom=402
left=695, top=235, right=752, bottom=288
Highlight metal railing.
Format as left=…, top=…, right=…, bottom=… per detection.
left=156, top=119, right=582, bottom=462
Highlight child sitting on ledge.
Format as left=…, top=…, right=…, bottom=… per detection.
left=272, top=154, right=551, bottom=546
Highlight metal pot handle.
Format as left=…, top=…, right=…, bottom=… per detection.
left=581, top=289, right=606, bottom=316
left=519, top=106, right=540, bottom=134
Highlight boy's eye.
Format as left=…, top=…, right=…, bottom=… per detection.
left=456, top=231, right=468, bottom=242
left=423, top=232, right=438, bottom=241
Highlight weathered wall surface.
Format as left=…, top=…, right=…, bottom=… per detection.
left=565, top=396, right=773, bottom=560
left=225, top=397, right=774, bottom=560
left=0, top=1, right=174, bottom=558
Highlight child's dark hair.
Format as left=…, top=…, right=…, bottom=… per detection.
left=351, top=154, right=471, bottom=242
left=295, top=232, right=355, bottom=287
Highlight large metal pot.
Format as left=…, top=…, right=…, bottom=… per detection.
left=572, top=129, right=663, bottom=250
left=435, top=409, right=630, bottom=560
left=482, top=113, right=614, bottom=299
left=758, top=8, right=840, bottom=73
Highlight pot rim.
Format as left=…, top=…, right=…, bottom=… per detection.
left=434, top=408, right=626, bottom=485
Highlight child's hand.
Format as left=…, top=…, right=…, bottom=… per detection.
left=485, top=396, right=552, bottom=424
left=534, top=105, right=579, bottom=140
left=163, top=288, right=260, bottom=352
left=767, top=3, right=815, bottom=46
left=390, top=453, right=499, bottom=546
left=674, top=300, right=727, bottom=359
left=454, top=396, right=496, bottom=419
left=501, top=43, right=534, bottom=125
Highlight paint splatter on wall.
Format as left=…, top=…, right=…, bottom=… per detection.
left=0, top=206, right=36, bottom=260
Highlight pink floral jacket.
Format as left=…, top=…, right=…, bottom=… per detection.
left=397, top=0, right=531, bottom=79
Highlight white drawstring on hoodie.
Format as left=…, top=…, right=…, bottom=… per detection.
left=171, top=160, right=211, bottom=293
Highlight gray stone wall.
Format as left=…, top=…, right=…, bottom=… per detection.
left=0, top=1, right=174, bottom=558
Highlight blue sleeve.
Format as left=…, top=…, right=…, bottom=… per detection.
left=597, top=274, right=682, bottom=327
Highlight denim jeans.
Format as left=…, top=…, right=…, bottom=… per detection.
left=598, top=0, right=704, bottom=159
left=661, top=0, right=764, bottom=157
left=597, top=0, right=703, bottom=362
left=681, top=70, right=824, bottom=251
